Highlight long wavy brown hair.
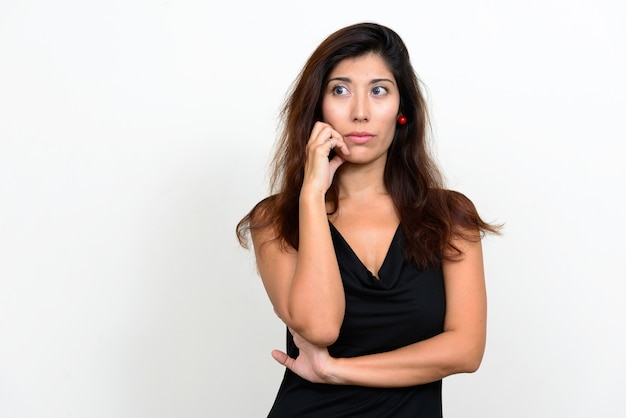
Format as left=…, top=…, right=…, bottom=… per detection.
left=237, top=22, right=500, bottom=268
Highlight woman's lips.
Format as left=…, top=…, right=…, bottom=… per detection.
left=345, top=133, right=374, bottom=145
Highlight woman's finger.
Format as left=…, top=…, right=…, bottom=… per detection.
left=272, top=349, right=291, bottom=367
left=327, top=128, right=349, bottom=155
left=309, top=122, right=349, bottom=155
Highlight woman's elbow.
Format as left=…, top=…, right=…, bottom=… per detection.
left=305, top=330, right=340, bottom=347
left=286, top=305, right=344, bottom=346
left=462, top=355, right=483, bottom=374
left=458, top=344, right=485, bottom=374
left=274, top=306, right=341, bottom=346
left=293, top=322, right=341, bottom=347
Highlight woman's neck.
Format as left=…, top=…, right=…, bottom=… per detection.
left=335, top=161, right=388, bottom=201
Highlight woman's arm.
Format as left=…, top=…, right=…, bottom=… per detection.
left=272, top=233, right=487, bottom=386
left=252, top=122, right=350, bottom=347
left=252, top=194, right=344, bottom=346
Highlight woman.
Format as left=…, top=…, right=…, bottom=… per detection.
left=237, top=22, right=500, bottom=417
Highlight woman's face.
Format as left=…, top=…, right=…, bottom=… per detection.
left=322, top=53, right=400, bottom=165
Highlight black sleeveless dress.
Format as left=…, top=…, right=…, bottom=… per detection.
left=267, top=223, right=446, bottom=417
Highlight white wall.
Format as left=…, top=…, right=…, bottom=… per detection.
left=1, top=1, right=624, bottom=417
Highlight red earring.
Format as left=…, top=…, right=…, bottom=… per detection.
left=397, top=115, right=407, bottom=125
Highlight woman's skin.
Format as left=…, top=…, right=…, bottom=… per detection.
left=253, top=53, right=487, bottom=388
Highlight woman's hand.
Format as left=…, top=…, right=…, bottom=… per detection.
left=302, top=122, right=350, bottom=195
left=271, top=329, right=336, bottom=384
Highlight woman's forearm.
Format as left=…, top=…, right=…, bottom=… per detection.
left=288, top=189, right=345, bottom=346
left=326, top=330, right=485, bottom=387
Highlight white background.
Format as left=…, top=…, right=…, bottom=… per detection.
left=1, top=0, right=625, bottom=417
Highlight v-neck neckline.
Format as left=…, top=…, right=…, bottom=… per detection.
left=329, top=221, right=401, bottom=280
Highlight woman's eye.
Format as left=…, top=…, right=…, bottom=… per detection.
left=372, top=86, right=387, bottom=95
left=333, top=85, right=348, bottom=95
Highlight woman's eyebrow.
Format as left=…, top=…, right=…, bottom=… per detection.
left=371, top=78, right=395, bottom=85
left=327, top=77, right=395, bottom=85
left=327, top=76, right=351, bottom=84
